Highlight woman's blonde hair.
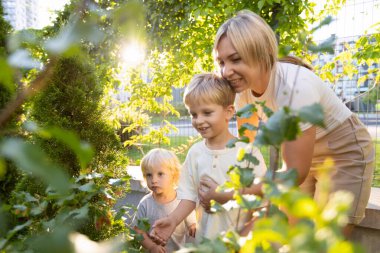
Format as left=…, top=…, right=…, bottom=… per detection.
left=214, top=10, right=278, bottom=73
left=140, top=148, right=181, bottom=184
left=183, top=73, right=235, bottom=108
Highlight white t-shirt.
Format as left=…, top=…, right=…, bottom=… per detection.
left=132, top=193, right=196, bottom=253
left=177, top=140, right=266, bottom=243
left=235, top=62, right=352, bottom=139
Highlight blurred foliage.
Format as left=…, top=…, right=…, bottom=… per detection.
left=183, top=102, right=364, bottom=253
left=0, top=0, right=377, bottom=252
left=121, top=0, right=346, bottom=150
left=0, top=0, right=143, bottom=251
left=316, top=22, right=379, bottom=90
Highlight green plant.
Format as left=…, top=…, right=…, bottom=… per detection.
left=0, top=0, right=144, bottom=251
left=181, top=100, right=363, bottom=252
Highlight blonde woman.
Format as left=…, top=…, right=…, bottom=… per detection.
left=213, top=10, right=374, bottom=236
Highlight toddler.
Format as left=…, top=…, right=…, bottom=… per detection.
left=132, top=148, right=196, bottom=253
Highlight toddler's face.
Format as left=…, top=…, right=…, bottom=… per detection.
left=144, top=165, right=175, bottom=196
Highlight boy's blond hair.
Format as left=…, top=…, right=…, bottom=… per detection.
left=140, top=148, right=181, bottom=184
left=183, top=73, right=235, bottom=108
left=214, top=10, right=278, bottom=73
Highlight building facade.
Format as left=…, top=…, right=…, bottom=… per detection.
left=2, top=0, right=45, bottom=30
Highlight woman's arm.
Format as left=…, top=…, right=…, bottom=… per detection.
left=281, top=126, right=316, bottom=185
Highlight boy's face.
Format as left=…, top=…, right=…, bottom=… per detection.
left=144, top=164, right=176, bottom=196
left=187, top=100, right=234, bottom=142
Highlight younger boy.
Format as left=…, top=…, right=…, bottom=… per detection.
left=150, top=73, right=267, bottom=244
left=132, top=148, right=196, bottom=253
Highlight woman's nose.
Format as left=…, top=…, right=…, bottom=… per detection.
left=222, top=64, right=233, bottom=78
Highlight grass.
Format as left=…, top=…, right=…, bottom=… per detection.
left=125, top=136, right=195, bottom=165
left=125, top=136, right=380, bottom=187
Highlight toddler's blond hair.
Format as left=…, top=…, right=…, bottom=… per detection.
left=140, top=148, right=181, bottom=185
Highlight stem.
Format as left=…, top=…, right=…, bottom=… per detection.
left=270, top=145, right=280, bottom=179
left=266, top=145, right=280, bottom=217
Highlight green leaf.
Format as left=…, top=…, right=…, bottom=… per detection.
left=262, top=181, right=281, bottom=198
left=258, top=0, right=265, bottom=10
left=210, top=200, right=226, bottom=213
left=308, top=35, right=336, bottom=54
left=298, top=103, right=325, bottom=127
left=0, top=138, right=70, bottom=194
left=235, top=194, right=262, bottom=209
left=236, top=103, right=257, bottom=118
left=67, top=204, right=89, bottom=221
left=24, top=122, right=95, bottom=169
left=6, top=220, right=32, bottom=240
left=238, top=168, right=254, bottom=187
left=13, top=204, right=27, bottom=212
left=221, top=230, right=241, bottom=252
left=78, top=182, right=96, bottom=192
left=244, top=152, right=260, bottom=166
left=30, top=201, right=48, bottom=216
left=238, top=123, right=257, bottom=136
left=108, top=178, right=127, bottom=186
left=255, top=108, right=301, bottom=146
left=275, top=169, right=298, bottom=188
left=226, top=137, right=239, bottom=148
left=23, top=192, right=38, bottom=203
left=115, top=206, right=132, bottom=221
left=137, top=218, right=150, bottom=232
left=0, top=58, right=15, bottom=92
left=310, top=16, right=334, bottom=32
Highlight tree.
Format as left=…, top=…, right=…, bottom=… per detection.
left=121, top=0, right=345, bottom=150
left=0, top=0, right=143, bottom=250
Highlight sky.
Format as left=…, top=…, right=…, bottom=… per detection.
left=39, top=0, right=379, bottom=39
left=38, top=0, right=71, bottom=28
left=312, top=0, right=380, bottom=40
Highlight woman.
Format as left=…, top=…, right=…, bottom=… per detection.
left=203, top=10, right=374, bottom=234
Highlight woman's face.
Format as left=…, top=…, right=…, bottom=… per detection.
left=215, top=35, right=268, bottom=95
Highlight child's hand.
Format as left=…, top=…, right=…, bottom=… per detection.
left=188, top=223, right=196, bottom=238
left=198, top=177, right=218, bottom=213
left=149, top=244, right=166, bottom=253
left=150, top=217, right=176, bottom=246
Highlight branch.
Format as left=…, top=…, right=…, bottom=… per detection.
left=0, top=58, right=57, bottom=128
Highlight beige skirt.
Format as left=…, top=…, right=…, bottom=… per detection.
left=300, top=114, right=375, bottom=224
